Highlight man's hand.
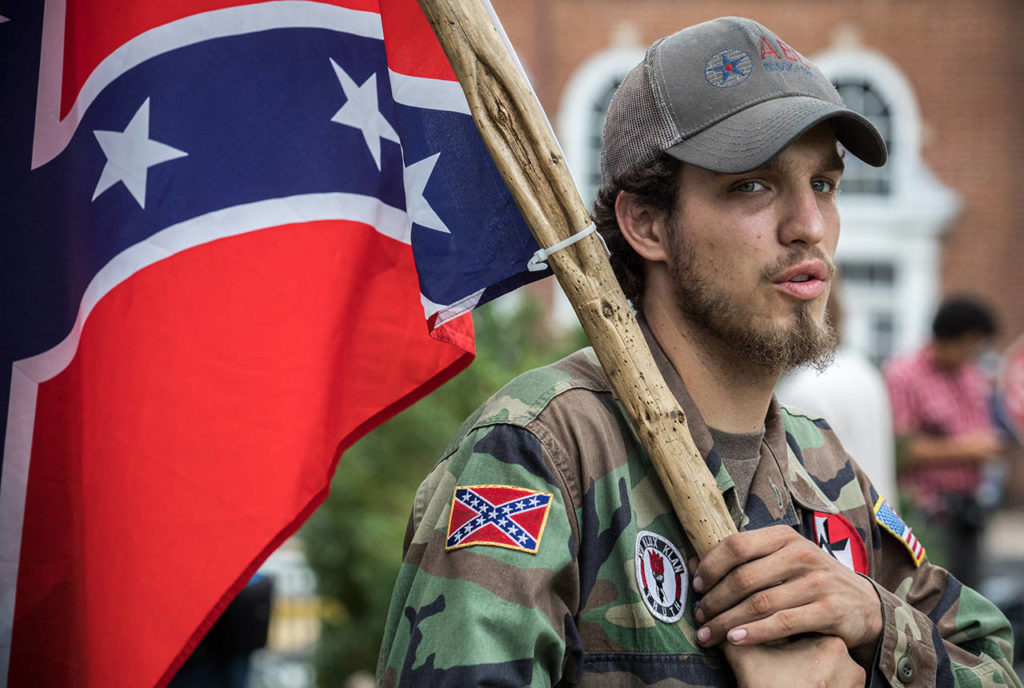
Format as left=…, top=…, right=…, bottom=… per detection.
left=723, top=635, right=866, bottom=688
left=691, top=525, right=882, bottom=664
left=906, top=428, right=1004, bottom=465
left=955, top=429, right=1004, bottom=459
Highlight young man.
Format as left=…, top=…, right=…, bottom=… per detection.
left=884, top=296, right=1004, bottom=589
left=377, top=17, right=1018, bottom=687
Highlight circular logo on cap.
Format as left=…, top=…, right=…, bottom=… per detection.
left=635, top=531, right=687, bottom=623
left=705, top=50, right=752, bottom=88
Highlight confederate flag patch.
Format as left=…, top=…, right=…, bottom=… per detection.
left=445, top=485, right=553, bottom=554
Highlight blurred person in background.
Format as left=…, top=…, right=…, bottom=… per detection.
left=777, top=275, right=897, bottom=501
left=883, top=295, right=1005, bottom=589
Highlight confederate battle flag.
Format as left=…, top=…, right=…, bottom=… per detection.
left=0, top=0, right=545, bottom=684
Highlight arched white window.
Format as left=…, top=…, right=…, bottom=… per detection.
left=558, top=45, right=645, bottom=216
left=834, top=80, right=893, bottom=196
left=814, top=47, right=961, bottom=362
left=553, top=45, right=644, bottom=326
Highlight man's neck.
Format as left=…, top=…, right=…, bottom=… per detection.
left=643, top=298, right=780, bottom=434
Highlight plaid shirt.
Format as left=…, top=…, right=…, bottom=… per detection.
left=883, top=345, right=994, bottom=505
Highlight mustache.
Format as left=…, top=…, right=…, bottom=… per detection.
left=761, top=248, right=836, bottom=282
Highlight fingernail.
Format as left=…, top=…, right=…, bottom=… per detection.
left=697, top=627, right=710, bottom=644
left=695, top=607, right=705, bottom=623
left=728, top=628, right=747, bottom=644
left=692, top=576, right=704, bottom=592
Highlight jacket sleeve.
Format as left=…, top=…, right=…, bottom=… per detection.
left=864, top=499, right=1019, bottom=687
left=376, top=422, right=580, bottom=687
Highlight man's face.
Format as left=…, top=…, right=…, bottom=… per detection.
left=933, top=333, right=990, bottom=370
left=665, top=123, right=842, bottom=371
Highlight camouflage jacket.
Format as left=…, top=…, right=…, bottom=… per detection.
left=377, top=337, right=1018, bottom=687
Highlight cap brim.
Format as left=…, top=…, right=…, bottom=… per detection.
left=665, top=96, right=888, bottom=174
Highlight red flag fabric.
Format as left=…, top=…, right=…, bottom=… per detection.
left=0, top=0, right=544, bottom=685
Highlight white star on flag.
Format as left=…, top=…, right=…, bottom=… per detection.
left=329, top=58, right=399, bottom=171
left=404, top=153, right=450, bottom=234
left=92, top=98, right=187, bottom=209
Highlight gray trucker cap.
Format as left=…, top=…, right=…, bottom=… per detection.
left=601, top=17, right=887, bottom=181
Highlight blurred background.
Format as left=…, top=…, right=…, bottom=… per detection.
left=178, top=1, right=1024, bottom=685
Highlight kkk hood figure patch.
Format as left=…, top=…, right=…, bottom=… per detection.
left=635, top=531, right=687, bottom=623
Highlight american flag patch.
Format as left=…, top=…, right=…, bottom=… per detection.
left=445, top=485, right=553, bottom=554
left=874, top=496, right=925, bottom=566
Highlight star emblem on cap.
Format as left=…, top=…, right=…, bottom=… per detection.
left=709, top=52, right=749, bottom=85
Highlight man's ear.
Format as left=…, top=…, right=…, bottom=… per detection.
left=615, top=191, right=671, bottom=263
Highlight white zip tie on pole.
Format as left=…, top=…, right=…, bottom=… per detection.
left=526, top=222, right=609, bottom=272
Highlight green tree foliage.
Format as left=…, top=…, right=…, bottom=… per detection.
left=301, top=298, right=585, bottom=685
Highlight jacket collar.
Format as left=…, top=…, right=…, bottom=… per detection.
left=638, top=318, right=836, bottom=527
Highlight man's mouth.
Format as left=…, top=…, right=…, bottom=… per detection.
left=770, top=261, right=830, bottom=300
left=773, top=262, right=828, bottom=284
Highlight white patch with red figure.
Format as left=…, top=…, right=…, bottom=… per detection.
left=814, top=511, right=869, bottom=575
left=635, top=531, right=687, bottom=623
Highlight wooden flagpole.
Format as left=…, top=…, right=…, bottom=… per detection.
left=414, top=0, right=736, bottom=557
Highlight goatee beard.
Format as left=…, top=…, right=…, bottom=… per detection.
left=716, top=300, right=839, bottom=373
left=669, top=242, right=839, bottom=372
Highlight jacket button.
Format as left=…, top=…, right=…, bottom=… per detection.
left=897, top=654, right=914, bottom=682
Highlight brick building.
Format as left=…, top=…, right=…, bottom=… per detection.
left=491, top=0, right=1024, bottom=364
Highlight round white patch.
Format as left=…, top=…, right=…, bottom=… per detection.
left=635, top=530, right=687, bottom=623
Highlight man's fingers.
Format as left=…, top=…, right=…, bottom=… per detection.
left=695, top=550, right=808, bottom=624
left=697, top=603, right=819, bottom=647
left=722, top=605, right=818, bottom=645
left=691, top=525, right=867, bottom=649
left=696, top=582, right=814, bottom=646
left=693, top=526, right=793, bottom=592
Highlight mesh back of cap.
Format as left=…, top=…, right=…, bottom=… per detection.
left=600, top=60, right=680, bottom=186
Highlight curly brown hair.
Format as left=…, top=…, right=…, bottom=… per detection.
left=591, top=154, right=682, bottom=307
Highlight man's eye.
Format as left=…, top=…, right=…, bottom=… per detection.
left=812, top=179, right=837, bottom=193
left=734, top=181, right=766, bottom=193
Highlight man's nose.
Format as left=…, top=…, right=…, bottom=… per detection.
left=777, top=187, right=828, bottom=247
